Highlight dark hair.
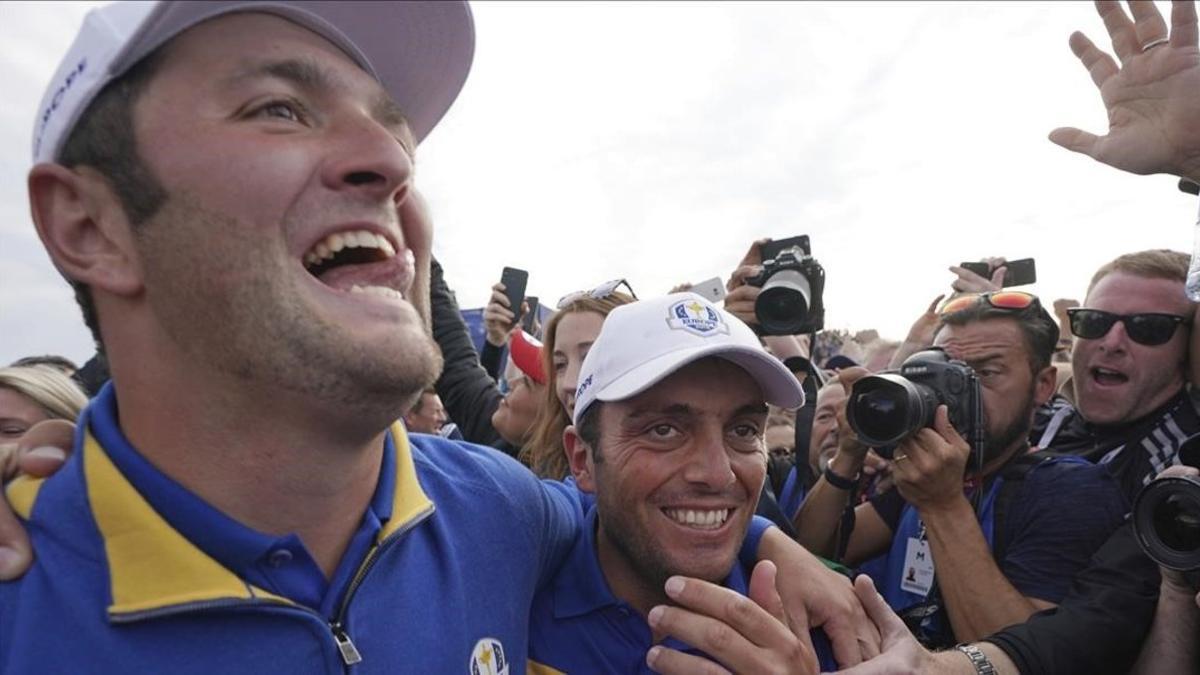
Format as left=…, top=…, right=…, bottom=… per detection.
left=56, top=50, right=169, bottom=350
left=937, top=299, right=1058, bottom=374
left=575, top=401, right=604, bottom=464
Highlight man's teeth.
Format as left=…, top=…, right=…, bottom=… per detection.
left=348, top=285, right=404, bottom=301
left=664, top=508, right=731, bottom=530
left=304, top=229, right=396, bottom=267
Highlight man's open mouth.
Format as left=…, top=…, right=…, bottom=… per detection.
left=301, top=228, right=408, bottom=297
left=1091, top=366, right=1129, bottom=387
left=662, top=508, right=732, bottom=531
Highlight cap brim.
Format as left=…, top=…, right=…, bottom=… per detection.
left=593, top=344, right=805, bottom=412
left=113, top=1, right=473, bottom=144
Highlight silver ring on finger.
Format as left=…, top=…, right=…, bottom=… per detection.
left=1142, top=37, right=1170, bottom=51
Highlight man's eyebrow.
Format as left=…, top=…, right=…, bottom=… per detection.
left=225, top=58, right=329, bottom=92
left=225, top=58, right=411, bottom=134
left=734, top=403, right=770, bottom=417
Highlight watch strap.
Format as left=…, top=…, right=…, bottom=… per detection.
left=955, top=644, right=997, bottom=675
left=823, top=465, right=859, bottom=490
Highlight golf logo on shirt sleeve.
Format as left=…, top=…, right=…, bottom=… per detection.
left=666, top=298, right=728, bottom=337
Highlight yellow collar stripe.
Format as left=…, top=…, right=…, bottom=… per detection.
left=379, top=423, right=434, bottom=541
left=6, top=474, right=45, bottom=520
left=83, top=433, right=294, bottom=615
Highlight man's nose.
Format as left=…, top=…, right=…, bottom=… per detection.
left=320, top=113, right=413, bottom=207
left=1096, top=318, right=1130, bottom=353
left=681, top=427, right=737, bottom=490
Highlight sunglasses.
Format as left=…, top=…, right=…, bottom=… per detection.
left=1066, top=308, right=1189, bottom=346
left=939, top=291, right=1040, bottom=317
left=556, top=278, right=638, bottom=309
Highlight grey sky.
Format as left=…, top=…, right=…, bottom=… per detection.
left=1, top=1, right=1193, bottom=366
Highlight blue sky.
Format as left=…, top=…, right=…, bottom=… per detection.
left=1, top=1, right=1193, bottom=365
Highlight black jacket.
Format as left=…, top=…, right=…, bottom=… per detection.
left=430, top=258, right=513, bottom=455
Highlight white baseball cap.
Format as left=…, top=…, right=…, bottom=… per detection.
left=572, top=293, right=805, bottom=426
left=32, top=0, right=474, bottom=164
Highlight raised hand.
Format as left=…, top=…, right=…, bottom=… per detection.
left=1051, top=1, right=1200, bottom=181
left=482, top=283, right=519, bottom=347
left=645, top=562, right=819, bottom=675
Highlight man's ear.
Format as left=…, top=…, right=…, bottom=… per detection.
left=1033, top=364, right=1058, bottom=406
left=563, top=425, right=595, bottom=493
left=28, top=163, right=143, bottom=297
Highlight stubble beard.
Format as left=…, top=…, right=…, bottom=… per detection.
left=135, top=193, right=442, bottom=428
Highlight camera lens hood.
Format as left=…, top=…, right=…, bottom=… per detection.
left=847, top=374, right=938, bottom=447
left=1133, top=475, right=1200, bottom=571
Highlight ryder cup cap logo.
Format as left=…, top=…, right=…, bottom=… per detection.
left=666, top=298, right=728, bottom=337
left=469, top=638, right=509, bottom=675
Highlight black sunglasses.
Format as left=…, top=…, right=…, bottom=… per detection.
left=1066, top=308, right=1190, bottom=346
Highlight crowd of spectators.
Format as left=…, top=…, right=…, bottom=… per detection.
left=6, top=0, right=1200, bottom=673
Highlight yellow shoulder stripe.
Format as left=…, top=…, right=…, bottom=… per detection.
left=526, top=661, right=567, bottom=675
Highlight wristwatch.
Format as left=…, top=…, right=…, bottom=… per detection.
left=955, top=644, right=997, bottom=675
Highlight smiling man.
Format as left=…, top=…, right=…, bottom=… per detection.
left=527, top=293, right=835, bottom=674
left=0, top=3, right=589, bottom=672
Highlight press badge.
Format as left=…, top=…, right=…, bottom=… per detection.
left=900, top=537, right=935, bottom=596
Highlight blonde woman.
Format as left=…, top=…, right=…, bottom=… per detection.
left=0, top=366, right=87, bottom=479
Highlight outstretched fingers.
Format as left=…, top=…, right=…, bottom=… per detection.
left=1048, top=126, right=1102, bottom=158
left=1070, top=30, right=1120, bottom=88
left=1171, top=0, right=1199, bottom=48
left=1096, top=0, right=1142, bottom=62
left=1129, top=0, right=1170, bottom=50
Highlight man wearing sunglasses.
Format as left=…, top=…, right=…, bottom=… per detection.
left=1033, top=250, right=1198, bottom=503
left=795, top=291, right=1127, bottom=650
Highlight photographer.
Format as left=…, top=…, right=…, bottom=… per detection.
left=794, top=292, right=1127, bottom=647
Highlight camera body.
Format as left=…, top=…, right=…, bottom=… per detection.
left=846, top=348, right=984, bottom=457
left=745, top=235, right=826, bottom=336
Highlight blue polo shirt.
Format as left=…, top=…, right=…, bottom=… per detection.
left=90, top=384, right=390, bottom=617
left=2, top=384, right=583, bottom=673
left=528, top=504, right=837, bottom=674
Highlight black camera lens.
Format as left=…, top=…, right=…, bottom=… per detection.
left=847, top=374, right=938, bottom=447
left=755, top=270, right=811, bottom=335
left=1134, top=475, right=1200, bottom=571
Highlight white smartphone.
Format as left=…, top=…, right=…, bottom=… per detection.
left=691, top=276, right=727, bottom=303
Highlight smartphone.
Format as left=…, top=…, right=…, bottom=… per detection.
left=521, top=296, right=540, bottom=333
left=960, top=259, right=1036, bottom=287
left=1001, top=258, right=1036, bottom=287
left=759, top=235, right=811, bottom=263
left=690, top=276, right=727, bottom=303
left=499, top=267, right=528, bottom=326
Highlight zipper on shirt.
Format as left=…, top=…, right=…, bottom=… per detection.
left=331, top=621, right=363, bottom=665
left=324, top=503, right=436, bottom=667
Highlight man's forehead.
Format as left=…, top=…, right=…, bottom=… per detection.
left=934, top=320, right=1023, bottom=360
left=816, top=382, right=846, bottom=407
left=1086, top=272, right=1190, bottom=313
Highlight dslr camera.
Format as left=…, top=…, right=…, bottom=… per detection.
left=846, top=348, right=984, bottom=458
left=1133, top=435, right=1200, bottom=576
left=745, top=235, right=826, bottom=335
